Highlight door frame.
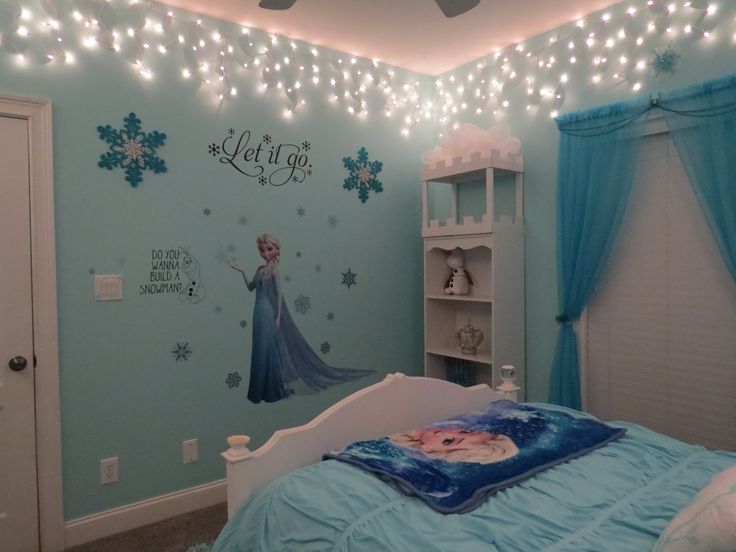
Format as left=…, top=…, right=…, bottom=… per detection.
left=0, top=94, right=64, bottom=551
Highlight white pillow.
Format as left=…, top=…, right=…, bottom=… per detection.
left=654, top=465, right=736, bottom=552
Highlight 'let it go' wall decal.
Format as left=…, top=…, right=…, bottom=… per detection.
left=208, top=129, right=313, bottom=187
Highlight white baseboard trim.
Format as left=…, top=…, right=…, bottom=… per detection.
left=64, top=479, right=226, bottom=548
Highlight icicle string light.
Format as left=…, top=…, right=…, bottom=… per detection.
left=0, top=0, right=733, bottom=136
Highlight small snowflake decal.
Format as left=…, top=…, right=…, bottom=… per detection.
left=258, top=175, right=267, bottom=186
left=297, top=207, right=306, bottom=218
left=89, top=268, right=96, bottom=274
left=208, top=143, right=221, bottom=156
left=284, top=274, right=292, bottom=282
left=292, top=175, right=300, bottom=183
left=238, top=215, right=248, bottom=226
left=307, top=168, right=313, bottom=176
left=203, top=208, right=211, bottom=216
left=262, top=134, right=272, bottom=144
left=227, top=128, right=236, bottom=136
left=239, top=320, right=247, bottom=328
left=650, top=43, right=680, bottom=77
left=320, top=342, right=331, bottom=354
left=214, top=305, right=223, bottom=314
left=97, top=112, right=167, bottom=187
left=296, top=251, right=302, bottom=258
left=301, top=141, right=311, bottom=151
left=315, top=264, right=321, bottom=272
left=294, top=294, right=311, bottom=314
left=171, top=342, right=192, bottom=362
left=327, top=312, right=335, bottom=321
left=342, top=146, right=383, bottom=203
left=341, top=268, right=357, bottom=289
left=215, top=246, right=229, bottom=264
left=225, top=372, right=242, bottom=388
left=327, top=216, right=338, bottom=228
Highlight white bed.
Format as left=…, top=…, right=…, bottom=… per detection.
left=215, top=373, right=736, bottom=552
left=221, top=373, right=517, bottom=516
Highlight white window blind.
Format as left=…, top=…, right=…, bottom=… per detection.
left=583, top=130, right=736, bottom=451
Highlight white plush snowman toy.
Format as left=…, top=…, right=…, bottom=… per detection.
left=444, top=247, right=472, bottom=295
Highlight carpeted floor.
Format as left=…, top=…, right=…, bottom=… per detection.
left=66, top=502, right=227, bottom=552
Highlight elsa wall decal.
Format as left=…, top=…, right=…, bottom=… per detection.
left=231, top=233, right=373, bottom=404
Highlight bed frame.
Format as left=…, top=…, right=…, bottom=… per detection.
left=221, top=373, right=519, bottom=516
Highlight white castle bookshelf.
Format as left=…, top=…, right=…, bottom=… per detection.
left=421, top=149, right=525, bottom=397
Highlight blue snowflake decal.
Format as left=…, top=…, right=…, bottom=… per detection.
left=341, top=268, right=357, bottom=289
left=203, top=208, right=211, bottom=216
left=294, top=294, right=311, bottom=314
left=327, top=215, right=338, bottom=228
left=327, top=312, right=335, bottom=321
left=650, top=44, right=680, bottom=77
left=297, top=207, right=306, bottom=218
left=320, top=342, right=331, bottom=354
left=225, top=372, right=242, bottom=388
left=97, top=113, right=167, bottom=187
left=238, top=215, right=248, bottom=225
left=214, top=305, right=223, bottom=314
left=342, top=147, right=383, bottom=204
left=171, top=342, right=192, bottom=362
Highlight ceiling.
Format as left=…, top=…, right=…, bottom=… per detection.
left=159, top=0, right=622, bottom=75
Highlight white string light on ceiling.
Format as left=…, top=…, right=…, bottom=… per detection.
left=0, top=0, right=733, bottom=137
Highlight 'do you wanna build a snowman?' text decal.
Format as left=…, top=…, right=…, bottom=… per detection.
left=139, top=247, right=205, bottom=303
left=208, top=129, right=313, bottom=187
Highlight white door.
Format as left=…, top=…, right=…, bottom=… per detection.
left=0, top=115, right=39, bottom=551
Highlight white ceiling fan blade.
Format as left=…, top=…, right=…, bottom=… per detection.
left=258, top=0, right=298, bottom=10
left=435, top=0, right=480, bottom=18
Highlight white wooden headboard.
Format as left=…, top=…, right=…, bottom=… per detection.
left=221, top=373, right=517, bottom=516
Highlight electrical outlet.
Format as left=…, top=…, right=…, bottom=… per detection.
left=182, top=439, right=198, bottom=464
left=100, top=457, right=118, bottom=485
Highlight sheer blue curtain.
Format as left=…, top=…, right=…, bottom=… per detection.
left=549, top=97, right=651, bottom=409
left=660, top=74, right=736, bottom=281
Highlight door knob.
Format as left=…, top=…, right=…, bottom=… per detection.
left=8, top=356, right=28, bottom=372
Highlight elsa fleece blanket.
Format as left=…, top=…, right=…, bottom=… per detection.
left=324, top=400, right=625, bottom=513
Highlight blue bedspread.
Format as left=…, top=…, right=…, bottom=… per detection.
left=212, top=404, right=736, bottom=552
left=325, top=400, right=625, bottom=513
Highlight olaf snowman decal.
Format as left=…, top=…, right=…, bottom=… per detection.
left=178, top=247, right=206, bottom=304
left=444, top=247, right=473, bottom=295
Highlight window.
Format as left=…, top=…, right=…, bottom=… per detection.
left=583, top=130, right=736, bottom=451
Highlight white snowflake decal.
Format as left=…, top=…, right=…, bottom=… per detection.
left=97, top=113, right=167, bottom=187
left=342, top=146, right=383, bottom=204
left=499, top=409, right=540, bottom=423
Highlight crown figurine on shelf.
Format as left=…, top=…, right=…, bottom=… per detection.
left=455, top=319, right=484, bottom=355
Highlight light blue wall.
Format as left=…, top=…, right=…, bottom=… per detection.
left=438, top=2, right=736, bottom=402
left=4, top=0, right=736, bottom=522
left=0, top=2, right=434, bottom=519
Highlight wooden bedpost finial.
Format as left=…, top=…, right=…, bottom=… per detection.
left=226, top=435, right=252, bottom=458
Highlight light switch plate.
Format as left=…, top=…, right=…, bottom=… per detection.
left=182, top=439, right=199, bottom=464
left=95, top=275, right=123, bottom=301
